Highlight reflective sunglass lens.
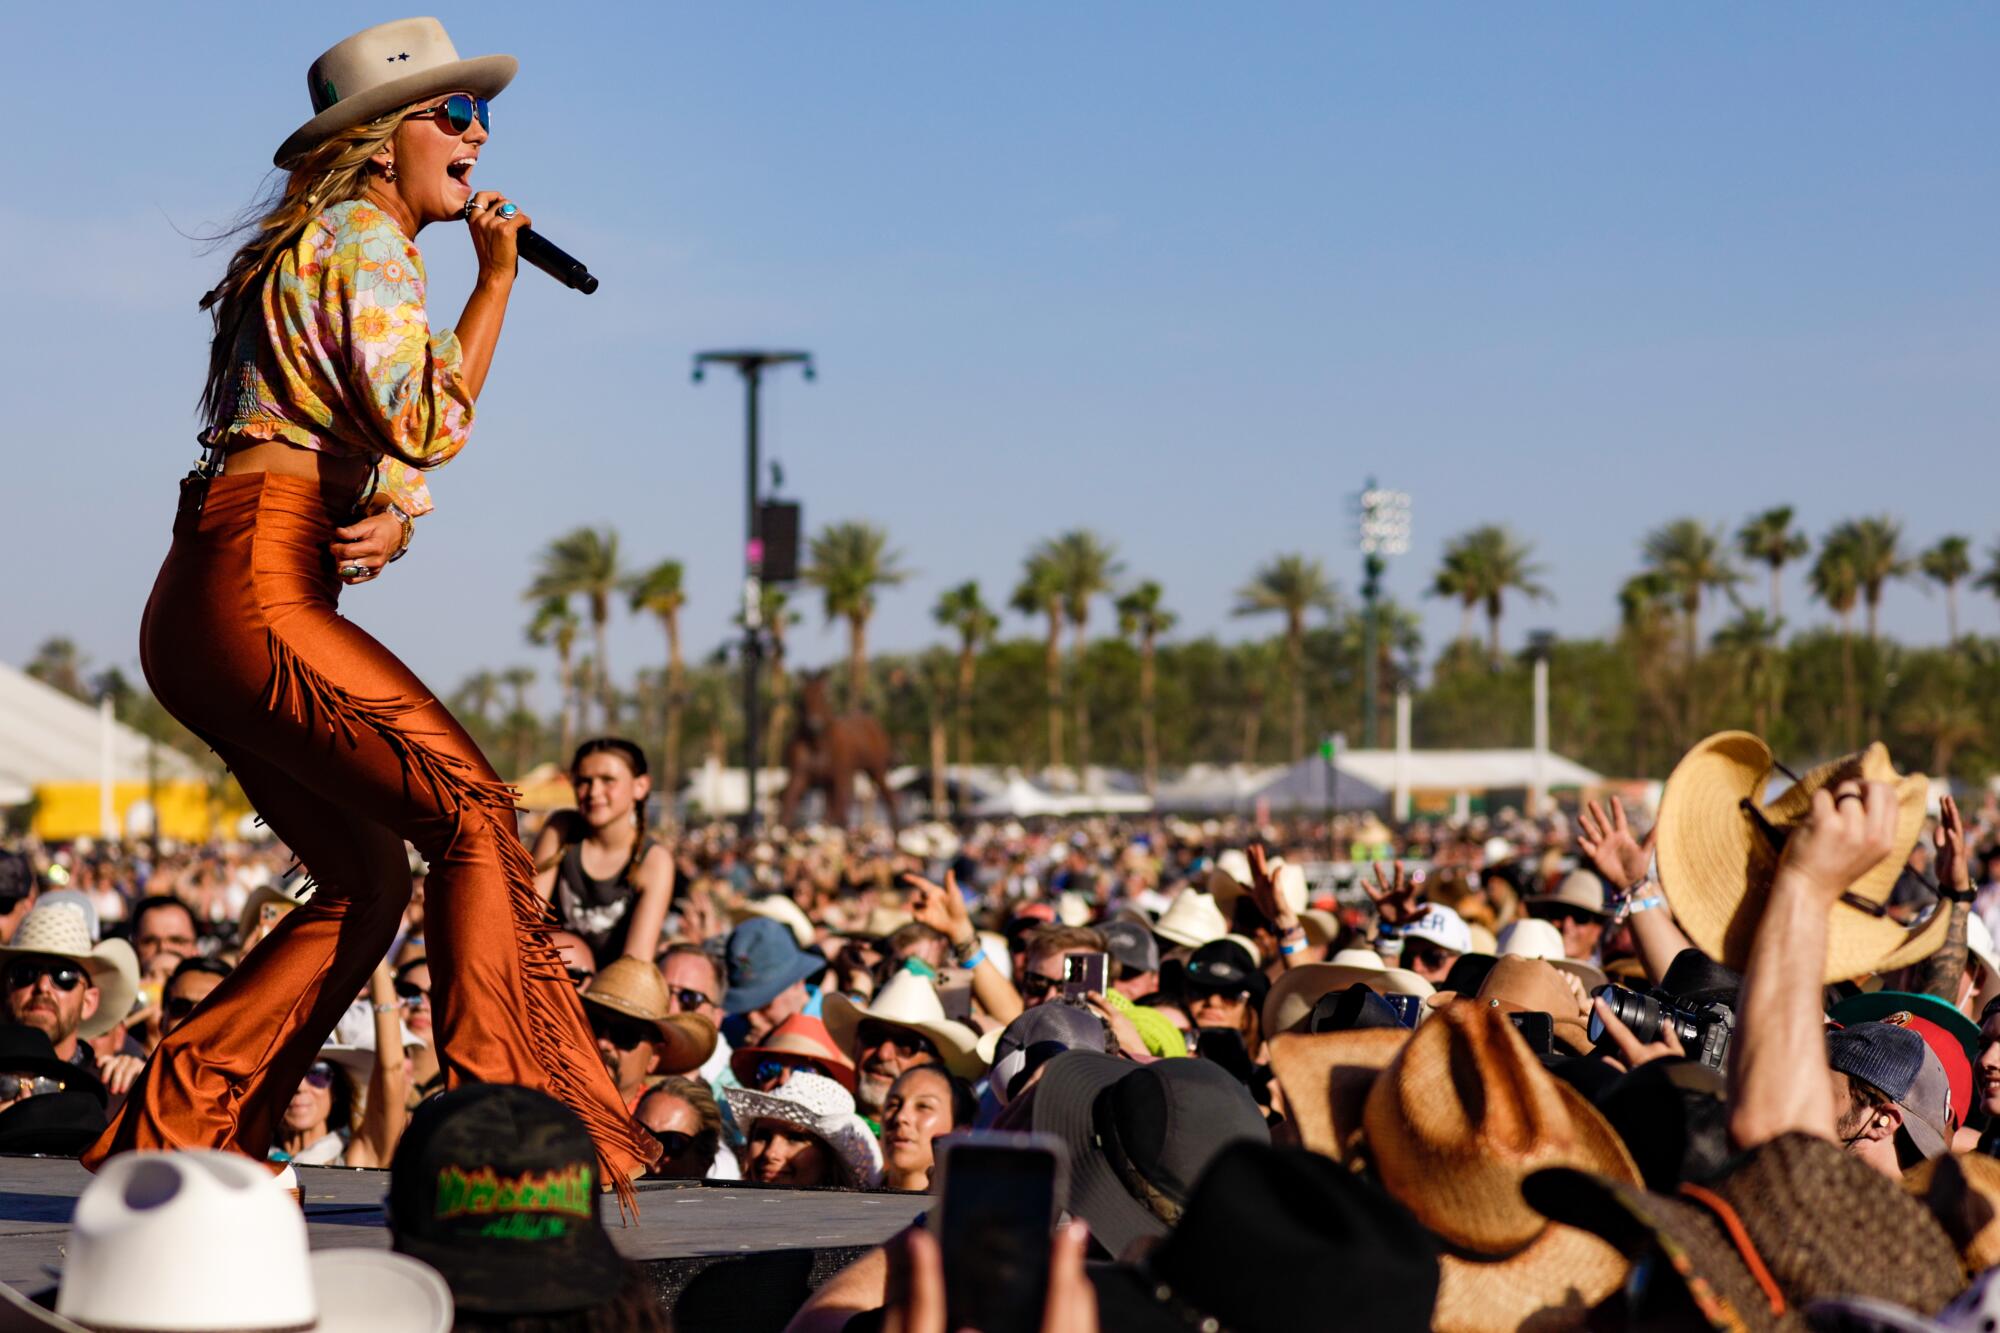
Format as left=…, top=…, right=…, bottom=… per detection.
left=444, top=94, right=474, bottom=134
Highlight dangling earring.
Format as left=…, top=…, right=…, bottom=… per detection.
left=377, top=159, right=397, bottom=183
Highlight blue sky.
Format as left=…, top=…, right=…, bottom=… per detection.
left=4, top=4, right=1996, bottom=712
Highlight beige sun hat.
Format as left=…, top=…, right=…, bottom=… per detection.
left=732, top=894, right=817, bottom=950
left=275, top=18, right=518, bottom=167
left=1262, top=949, right=1434, bottom=1038
left=0, top=903, right=139, bottom=1040
left=1494, top=918, right=1608, bottom=993
left=821, top=969, right=985, bottom=1079
left=1205, top=850, right=1309, bottom=922
left=1656, top=731, right=1935, bottom=982
left=1153, top=889, right=1228, bottom=950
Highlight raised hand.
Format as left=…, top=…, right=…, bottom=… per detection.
left=1578, top=797, right=1656, bottom=888
left=1936, top=794, right=1971, bottom=895
left=1364, top=860, right=1422, bottom=927
left=904, top=871, right=976, bottom=949
left=1779, top=780, right=1900, bottom=905
left=1245, top=844, right=1300, bottom=934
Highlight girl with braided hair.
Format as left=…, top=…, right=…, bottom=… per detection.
left=532, top=739, right=676, bottom=967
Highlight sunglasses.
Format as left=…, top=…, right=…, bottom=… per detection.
left=405, top=92, right=490, bottom=137
left=395, top=980, right=431, bottom=1004
left=1534, top=904, right=1600, bottom=928
left=591, top=1012, right=658, bottom=1052
left=857, top=1021, right=937, bottom=1058
left=669, top=987, right=714, bottom=1013
left=164, top=994, right=202, bottom=1021
left=752, top=1058, right=816, bottom=1088
left=1020, top=972, right=1062, bottom=1000
left=6, top=960, right=84, bottom=993
left=1740, top=789, right=1940, bottom=933
left=650, top=1128, right=695, bottom=1157
left=1407, top=943, right=1456, bottom=972
left=303, top=1061, right=335, bottom=1092
left=0, top=1073, right=63, bottom=1101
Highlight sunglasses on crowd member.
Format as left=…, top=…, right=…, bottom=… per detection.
left=1019, top=972, right=1062, bottom=1001
left=1532, top=904, right=1599, bottom=929
left=303, top=1061, right=335, bottom=1091
left=751, top=1058, right=819, bottom=1089
left=0, top=1073, right=64, bottom=1101
left=565, top=968, right=596, bottom=989
left=405, top=92, right=490, bottom=136
left=668, top=987, right=714, bottom=1013
left=650, top=1128, right=695, bottom=1158
left=5, top=960, right=85, bottom=993
left=394, top=979, right=430, bottom=1005
left=590, top=1011, right=658, bottom=1052
left=1406, top=942, right=1457, bottom=972
left=1739, top=791, right=1942, bottom=934
left=856, top=1021, right=937, bottom=1059
left=164, top=994, right=203, bottom=1022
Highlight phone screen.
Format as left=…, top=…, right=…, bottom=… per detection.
left=1061, top=952, right=1108, bottom=1002
left=935, top=1137, right=1064, bottom=1333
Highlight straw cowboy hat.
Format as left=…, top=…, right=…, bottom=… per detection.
left=1263, top=948, right=1434, bottom=1038
left=1426, top=956, right=1593, bottom=1056
left=579, top=959, right=717, bottom=1075
left=723, top=1071, right=883, bottom=1189
left=1267, top=1027, right=1408, bottom=1163
left=1656, top=732, right=1935, bottom=982
left=1363, top=1003, right=1642, bottom=1333
left=732, top=894, right=817, bottom=950
left=0, top=902, right=138, bottom=1040
left=1905, top=1150, right=2000, bottom=1278
left=276, top=18, right=518, bottom=167
left=729, top=1012, right=857, bottom=1094
left=238, top=875, right=312, bottom=949
left=1494, top=917, right=1608, bottom=992
left=0, top=1150, right=451, bottom=1333
left=822, top=969, right=984, bottom=1079
left=1152, top=888, right=1229, bottom=951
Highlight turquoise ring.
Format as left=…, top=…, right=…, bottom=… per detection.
left=496, top=202, right=519, bottom=219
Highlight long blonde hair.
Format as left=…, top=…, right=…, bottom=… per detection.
left=197, top=110, right=408, bottom=433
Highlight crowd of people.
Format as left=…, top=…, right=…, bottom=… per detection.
left=6, top=728, right=2000, bottom=1330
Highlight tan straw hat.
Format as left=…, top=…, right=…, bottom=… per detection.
left=1656, top=731, right=1934, bottom=982
left=1262, top=949, right=1433, bottom=1038
left=1363, top=1003, right=1640, bottom=1333
left=0, top=903, right=139, bottom=1040
left=1266, top=1027, right=1406, bottom=1162
left=276, top=18, right=518, bottom=167
left=579, top=959, right=717, bottom=1076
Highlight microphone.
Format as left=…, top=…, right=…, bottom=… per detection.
left=465, top=201, right=599, bottom=294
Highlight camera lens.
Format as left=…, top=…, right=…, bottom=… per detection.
left=1590, top=985, right=1667, bottom=1044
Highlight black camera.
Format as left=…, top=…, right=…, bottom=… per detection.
left=1589, top=984, right=1735, bottom=1073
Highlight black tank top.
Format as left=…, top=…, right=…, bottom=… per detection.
left=555, top=825, right=653, bottom=965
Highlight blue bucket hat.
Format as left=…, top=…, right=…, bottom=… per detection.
left=722, top=917, right=825, bottom=1015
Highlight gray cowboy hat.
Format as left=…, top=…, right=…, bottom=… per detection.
left=276, top=18, right=517, bottom=167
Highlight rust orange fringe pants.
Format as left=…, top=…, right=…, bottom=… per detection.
left=85, top=472, right=653, bottom=1198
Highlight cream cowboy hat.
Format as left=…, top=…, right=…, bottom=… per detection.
left=732, top=894, right=818, bottom=950
left=1153, top=888, right=1228, bottom=951
left=822, top=969, right=984, bottom=1079
left=1262, top=948, right=1434, bottom=1037
left=723, top=1071, right=883, bottom=1189
left=1656, top=731, right=1935, bottom=982
left=1204, top=850, right=1309, bottom=922
left=275, top=18, right=518, bottom=167
left=0, top=902, right=138, bottom=1040
left=1494, top=918, right=1608, bottom=993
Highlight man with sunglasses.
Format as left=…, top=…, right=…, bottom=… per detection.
left=1398, top=903, right=1471, bottom=985
left=1524, top=869, right=1612, bottom=966
left=158, top=957, right=232, bottom=1043
left=579, top=959, right=717, bottom=1113
left=0, top=903, right=134, bottom=1080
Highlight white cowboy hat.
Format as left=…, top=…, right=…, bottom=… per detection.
left=732, top=894, right=817, bottom=950
left=1494, top=918, right=1608, bottom=992
left=1205, top=851, right=1310, bottom=922
left=0, top=903, right=138, bottom=1040
left=0, top=1150, right=451, bottom=1333
left=723, top=1071, right=883, bottom=1189
left=822, top=969, right=984, bottom=1079
left=1263, top=949, right=1435, bottom=1038
left=238, top=875, right=313, bottom=949
left=275, top=18, right=518, bottom=167
left=1152, top=889, right=1228, bottom=951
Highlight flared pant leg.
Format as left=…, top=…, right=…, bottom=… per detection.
left=85, top=473, right=652, bottom=1199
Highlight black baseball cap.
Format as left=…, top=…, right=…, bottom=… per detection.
left=388, top=1085, right=624, bottom=1315
left=1102, top=919, right=1160, bottom=977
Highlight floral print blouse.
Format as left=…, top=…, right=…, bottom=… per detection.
left=220, top=198, right=475, bottom=518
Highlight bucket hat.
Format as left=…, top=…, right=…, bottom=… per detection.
left=1152, top=888, right=1228, bottom=950
left=1089, top=1142, right=1441, bottom=1333
left=579, top=959, right=717, bottom=1075
left=721, top=916, right=826, bottom=1015
left=0, top=902, right=138, bottom=1040
left=729, top=1012, right=857, bottom=1094
left=822, top=969, right=984, bottom=1079
left=1495, top=917, right=1608, bottom=991
left=723, top=1070, right=883, bottom=1188
left=1262, top=948, right=1434, bottom=1038
left=275, top=18, right=518, bottom=167
left=1025, top=1049, right=1268, bottom=1260
left=0, top=1150, right=452, bottom=1333
left=1364, top=1002, right=1642, bottom=1333
left=1656, top=732, right=1935, bottom=982
left=389, top=1085, right=620, bottom=1317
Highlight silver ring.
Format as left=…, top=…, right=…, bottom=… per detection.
left=496, top=202, right=519, bottom=219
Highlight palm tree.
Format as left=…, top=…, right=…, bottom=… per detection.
left=526, top=596, right=581, bottom=757
left=1919, top=536, right=1973, bottom=642
left=453, top=670, right=500, bottom=725
left=1234, top=554, right=1338, bottom=761
left=626, top=559, right=688, bottom=806
left=1431, top=526, right=1549, bottom=666
left=1809, top=535, right=1862, bottom=748
left=1736, top=506, right=1809, bottom=619
left=25, top=638, right=89, bottom=699
left=528, top=527, right=623, bottom=728
left=932, top=581, right=999, bottom=771
left=754, top=586, right=801, bottom=771
left=1116, top=581, right=1177, bottom=794
left=1011, top=552, right=1066, bottom=770
left=1905, top=698, right=1983, bottom=780
left=499, top=666, right=538, bottom=775
left=1040, top=531, right=1123, bottom=775
left=1827, top=516, right=1908, bottom=642
left=1977, top=542, right=2000, bottom=617
left=1428, top=546, right=1481, bottom=645
left=1712, top=610, right=1785, bottom=737
left=802, top=521, right=908, bottom=708
left=1618, top=572, right=1680, bottom=768
left=1642, top=519, right=1741, bottom=664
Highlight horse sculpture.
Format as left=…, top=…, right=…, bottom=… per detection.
left=777, top=671, right=898, bottom=830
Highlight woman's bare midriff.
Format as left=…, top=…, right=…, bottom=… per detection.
left=222, top=440, right=372, bottom=513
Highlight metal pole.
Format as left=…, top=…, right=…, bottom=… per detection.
left=1532, top=653, right=1550, bottom=818
left=1394, top=687, right=1412, bottom=822
left=1362, top=552, right=1384, bottom=748
left=743, top=364, right=763, bottom=831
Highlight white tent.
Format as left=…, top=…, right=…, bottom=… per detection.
left=0, top=662, right=198, bottom=806
left=1152, top=764, right=1288, bottom=813
left=967, top=775, right=1153, bottom=819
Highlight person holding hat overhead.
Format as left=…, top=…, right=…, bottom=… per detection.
left=92, top=18, right=658, bottom=1194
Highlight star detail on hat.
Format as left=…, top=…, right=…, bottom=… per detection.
left=389, top=52, right=410, bottom=62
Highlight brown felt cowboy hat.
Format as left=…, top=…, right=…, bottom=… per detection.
left=1656, top=732, right=1935, bottom=983
left=276, top=18, right=518, bottom=167
left=1362, top=1003, right=1641, bottom=1333
left=1426, top=956, right=1594, bottom=1057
